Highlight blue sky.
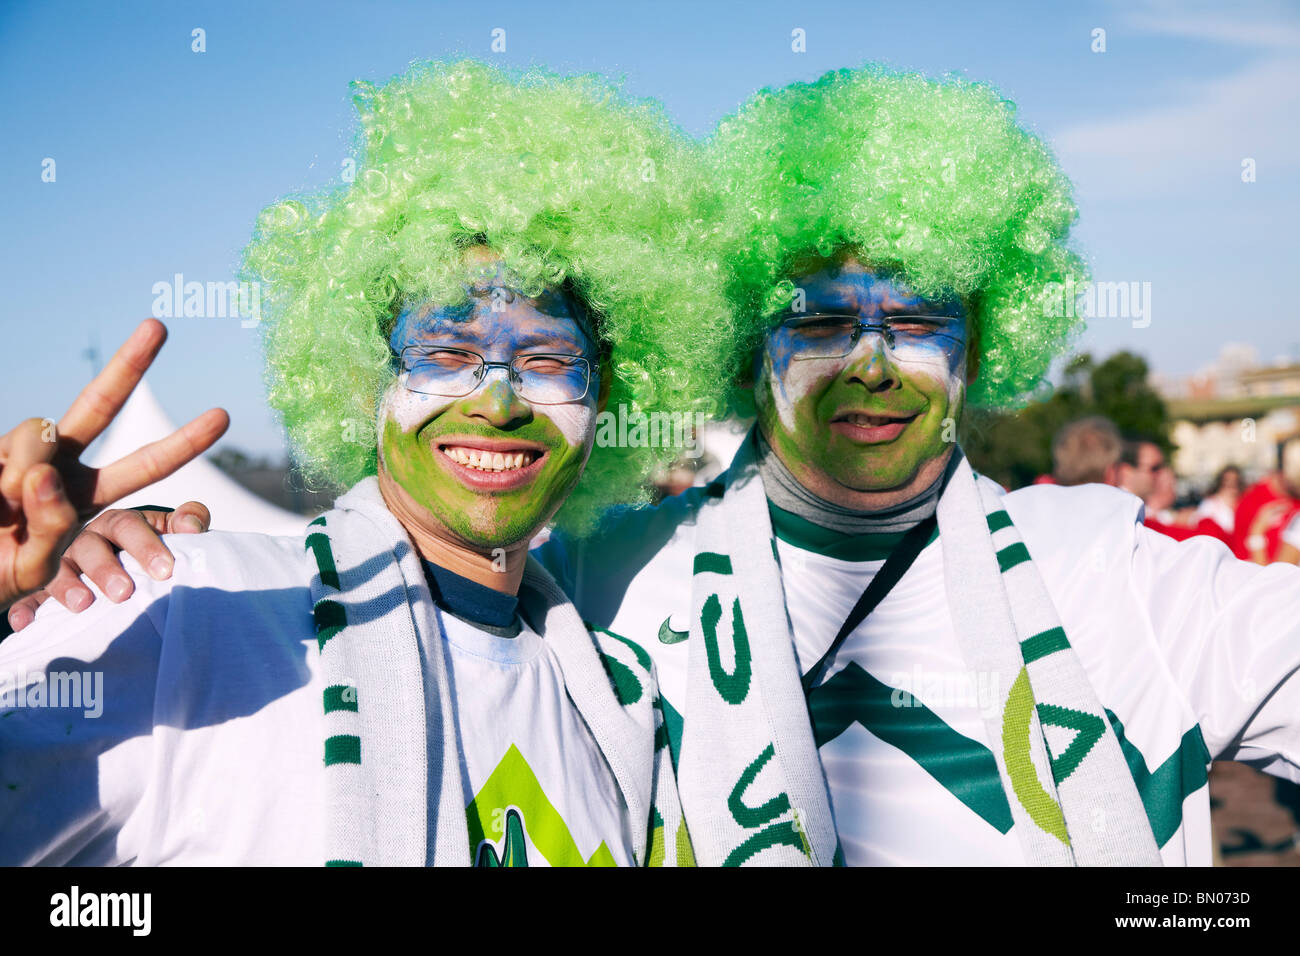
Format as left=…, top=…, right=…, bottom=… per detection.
left=3, top=0, right=1298, bottom=457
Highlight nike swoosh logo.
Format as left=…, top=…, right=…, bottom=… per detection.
left=658, top=616, right=689, bottom=645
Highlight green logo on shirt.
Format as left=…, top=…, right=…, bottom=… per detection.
left=658, top=616, right=689, bottom=645
left=466, top=744, right=617, bottom=867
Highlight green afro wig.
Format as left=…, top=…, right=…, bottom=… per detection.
left=239, top=59, right=735, bottom=533
left=706, top=63, right=1089, bottom=410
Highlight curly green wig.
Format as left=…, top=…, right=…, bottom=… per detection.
left=706, top=63, right=1089, bottom=409
left=239, top=59, right=734, bottom=533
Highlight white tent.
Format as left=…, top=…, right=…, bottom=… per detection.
left=87, top=379, right=309, bottom=537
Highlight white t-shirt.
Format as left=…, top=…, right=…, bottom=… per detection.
left=0, top=531, right=635, bottom=866
left=438, top=610, right=634, bottom=866
left=778, top=531, right=1025, bottom=865
left=1195, top=495, right=1235, bottom=535
left=538, top=479, right=1300, bottom=866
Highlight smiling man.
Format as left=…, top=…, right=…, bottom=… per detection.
left=379, top=250, right=609, bottom=579
left=538, top=64, right=1300, bottom=867
left=757, top=252, right=972, bottom=507
left=0, top=59, right=724, bottom=866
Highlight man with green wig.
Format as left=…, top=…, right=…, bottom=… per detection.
left=538, top=65, right=1300, bottom=866
left=0, top=59, right=722, bottom=866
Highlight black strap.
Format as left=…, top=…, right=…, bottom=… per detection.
left=800, top=514, right=937, bottom=694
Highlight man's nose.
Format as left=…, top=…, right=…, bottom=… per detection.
left=458, top=365, right=532, bottom=427
left=843, top=328, right=900, bottom=392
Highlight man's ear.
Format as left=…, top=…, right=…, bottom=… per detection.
left=596, top=359, right=613, bottom=414
left=965, top=343, right=981, bottom=385
left=960, top=305, right=981, bottom=386
left=739, top=348, right=762, bottom=390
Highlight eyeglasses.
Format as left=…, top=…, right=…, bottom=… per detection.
left=396, top=346, right=593, bottom=405
left=774, top=313, right=964, bottom=361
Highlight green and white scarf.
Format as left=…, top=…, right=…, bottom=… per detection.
left=677, top=438, right=1162, bottom=867
left=303, top=477, right=678, bottom=866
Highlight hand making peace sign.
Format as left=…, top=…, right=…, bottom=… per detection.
left=0, top=319, right=229, bottom=610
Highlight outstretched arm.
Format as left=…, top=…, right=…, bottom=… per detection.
left=1133, top=523, right=1300, bottom=781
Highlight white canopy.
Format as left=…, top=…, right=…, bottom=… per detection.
left=86, top=379, right=308, bottom=537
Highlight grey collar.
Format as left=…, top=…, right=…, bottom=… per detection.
left=754, top=428, right=961, bottom=535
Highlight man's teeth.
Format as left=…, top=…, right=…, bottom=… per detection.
left=441, top=446, right=537, bottom=472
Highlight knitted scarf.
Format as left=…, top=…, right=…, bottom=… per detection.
left=303, top=477, right=678, bottom=866
left=676, top=437, right=1162, bottom=866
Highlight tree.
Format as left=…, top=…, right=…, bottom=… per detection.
left=962, top=351, right=1171, bottom=489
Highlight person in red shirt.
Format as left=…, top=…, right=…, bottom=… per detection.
left=1195, top=465, right=1243, bottom=536
left=1233, top=440, right=1300, bottom=564
left=1141, top=463, right=1233, bottom=547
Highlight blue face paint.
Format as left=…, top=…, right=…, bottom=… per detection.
left=754, top=253, right=972, bottom=496
left=378, top=252, right=606, bottom=550
left=390, top=282, right=594, bottom=364
left=385, top=259, right=600, bottom=446
left=765, top=259, right=967, bottom=376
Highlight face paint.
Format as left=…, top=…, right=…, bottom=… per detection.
left=756, top=253, right=969, bottom=495
left=380, top=255, right=602, bottom=548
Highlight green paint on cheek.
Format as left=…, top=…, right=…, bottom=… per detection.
left=381, top=416, right=589, bottom=548
left=759, top=365, right=964, bottom=494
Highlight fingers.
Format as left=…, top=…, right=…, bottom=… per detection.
left=5, top=592, right=46, bottom=632
left=9, top=464, right=80, bottom=598
left=57, top=319, right=168, bottom=451
left=167, top=501, right=211, bottom=535
left=80, top=509, right=177, bottom=584
left=90, top=407, right=230, bottom=509
left=123, top=502, right=210, bottom=536
left=13, top=501, right=206, bottom=623
left=0, top=418, right=59, bottom=514
left=41, top=553, right=99, bottom=613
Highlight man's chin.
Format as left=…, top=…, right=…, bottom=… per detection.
left=433, top=505, right=548, bottom=551
left=814, top=451, right=918, bottom=496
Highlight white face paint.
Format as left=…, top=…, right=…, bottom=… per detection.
left=381, top=381, right=454, bottom=434
left=755, top=347, right=824, bottom=434
left=378, top=372, right=597, bottom=448
left=539, top=397, right=598, bottom=451
left=758, top=331, right=960, bottom=432
left=385, top=248, right=601, bottom=450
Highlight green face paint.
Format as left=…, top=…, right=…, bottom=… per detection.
left=756, top=256, right=968, bottom=495
left=381, top=412, right=591, bottom=549
left=380, top=253, right=601, bottom=549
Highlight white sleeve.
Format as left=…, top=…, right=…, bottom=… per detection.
left=0, top=576, right=168, bottom=865
left=1130, top=524, right=1300, bottom=781
left=1283, top=513, right=1300, bottom=552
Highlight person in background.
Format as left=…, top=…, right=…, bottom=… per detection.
left=1139, top=460, right=1231, bottom=548
left=1050, top=416, right=1121, bottom=487
left=1278, top=511, right=1300, bottom=566
left=1114, top=436, right=1164, bottom=502
left=1234, top=439, right=1300, bottom=564
left=1109, top=437, right=1233, bottom=548
left=1195, top=465, right=1242, bottom=537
